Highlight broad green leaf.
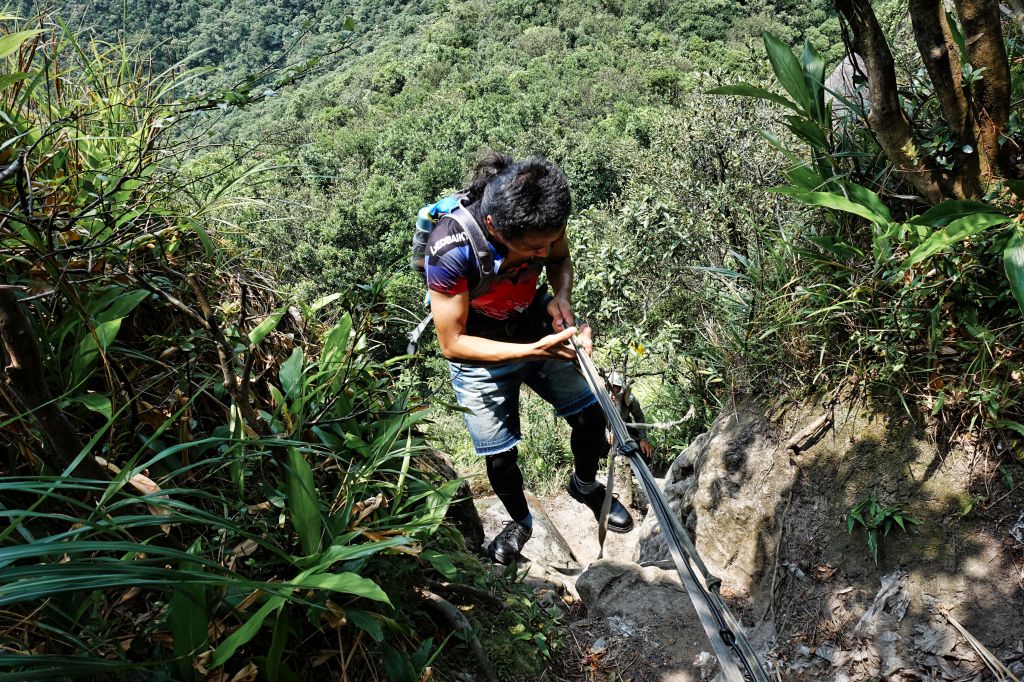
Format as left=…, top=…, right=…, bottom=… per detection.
left=784, top=115, right=828, bottom=149
left=63, top=393, right=112, bottom=420
left=286, top=447, right=321, bottom=556
left=71, top=318, right=123, bottom=387
left=909, top=200, right=1002, bottom=228
left=211, top=597, right=282, bottom=667
left=801, top=39, right=826, bottom=122
left=249, top=307, right=287, bottom=346
left=904, top=213, right=1010, bottom=268
left=303, top=535, right=412, bottom=570
left=266, top=608, right=294, bottom=682
left=806, top=236, right=865, bottom=260
left=706, top=83, right=799, bottom=112
left=342, top=15, right=356, bottom=32
left=788, top=190, right=889, bottom=226
left=347, top=608, right=385, bottom=642
left=379, top=642, right=417, bottom=682
left=0, top=72, right=28, bottom=92
left=298, top=572, right=390, bottom=603
left=995, top=419, right=1024, bottom=437
left=784, top=164, right=826, bottom=191
left=321, top=313, right=353, bottom=368
left=280, top=347, right=304, bottom=400
left=846, top=184, right=893, bottom=223
left=421, top=548, right=458, bottom=579
left=763, top=31, right=811, bottom=113
left=1003, top=229, right=1024, bottom=315
left=97, top=289, right=149, bottom=324
left=310, top=292, right=342, bottom=311
left=0, top=30, right=42, bottom=59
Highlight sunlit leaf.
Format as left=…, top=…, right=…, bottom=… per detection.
left=904, top=213, right=1010, bottom=268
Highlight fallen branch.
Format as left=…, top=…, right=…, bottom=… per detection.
left=417, top=588, right=499, bottom=682
left=786, top=412, right=833, bottom=453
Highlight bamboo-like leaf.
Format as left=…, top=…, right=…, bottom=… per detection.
left=905, top=213, right=1010, bottom=268
left=0, top=30, right=42, bottom=59
left=248, top=307, right=286, bottom=346
left=909, top=200, right=1003, bottom=228
left=788, top=190, right=889, bottom=226
left=167, top=541, right=207, bottom=682
left=280, top=347, right=304, bottom=400
left=286, top=448, right=321, bottom=556
left=763, top=31, right=811, bottom=113
left=706, top=83, right=799, bottom=112
left=1003, top=229, right=1024, bottom=314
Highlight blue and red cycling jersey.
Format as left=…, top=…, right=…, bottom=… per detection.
left=425, top=201, right=545, bottom=339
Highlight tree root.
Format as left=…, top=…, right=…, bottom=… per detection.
left=417, top=588, right=499, bottom=682
left=426, top=580, right=503, bottom=608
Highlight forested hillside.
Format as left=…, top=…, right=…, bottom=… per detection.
left=3, top=0, right=1024, bottom=680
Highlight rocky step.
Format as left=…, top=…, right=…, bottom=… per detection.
left=474, top=487, right=717, bottom=680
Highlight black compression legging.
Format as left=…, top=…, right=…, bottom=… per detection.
left=486, top=402, right=610, bottom=520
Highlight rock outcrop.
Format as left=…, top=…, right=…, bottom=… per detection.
left=634, top=400, right=1024, bottom=680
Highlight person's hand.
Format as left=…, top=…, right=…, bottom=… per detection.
left=639, top=438, right=654, bottom=459
left=547, top=295, right=574, bottom=331
left=530, top=326, right=577, bottom=361
left=547, top=296, right=593, bottom=356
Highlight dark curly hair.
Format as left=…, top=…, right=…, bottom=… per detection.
left=472, top=155, right=571, bottom=241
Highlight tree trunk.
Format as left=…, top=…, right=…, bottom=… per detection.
left=835, top=0, right=951, bottom=203
left=909, top=0, right=985, bottom=197
left=955, top=0, right=1013, bottom=177
left=0, top=290, right=103, bottom=477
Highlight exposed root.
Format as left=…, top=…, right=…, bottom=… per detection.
left=417, top=588, right=499, bottom=682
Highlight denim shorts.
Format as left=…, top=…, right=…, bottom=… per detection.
left=449, top=358, right=597, bottom=456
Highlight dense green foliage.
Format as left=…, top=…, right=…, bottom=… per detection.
left=718, top=25, right=1024, bottom=437
left=5, top=0, right=1024, bottom=677
left=0, top=17, right=552, bottom=681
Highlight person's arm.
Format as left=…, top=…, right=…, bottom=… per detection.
left=431, top=289, right=577, bottom=363
left=628, top=396, right=654, bottom=458
left=544, top=233, right=593, bottom=355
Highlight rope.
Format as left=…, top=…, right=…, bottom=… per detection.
left=571, top=336, right=770, bottom=682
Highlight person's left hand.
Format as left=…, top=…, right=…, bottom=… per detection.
left=548, top=296, right=593, bottom=356
left=639, top=438, right=654, bottom=459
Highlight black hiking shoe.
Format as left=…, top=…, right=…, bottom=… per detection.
left=487, top=520, right=532, bottom=566
left=567, top=476, right=634, bottom=533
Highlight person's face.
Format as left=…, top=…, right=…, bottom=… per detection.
left=485, top=216, right=564, bottom=261
left=611, top=385, right=621, bottom=396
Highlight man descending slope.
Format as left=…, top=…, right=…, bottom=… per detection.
left=426, top=153, right=634, bottom=565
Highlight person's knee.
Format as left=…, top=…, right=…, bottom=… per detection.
left=565, top=402, right=605, bottom=432
left=485, top=447, right=520, bottom=479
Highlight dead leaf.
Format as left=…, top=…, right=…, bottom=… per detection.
left=228, top=663, right=258, bottom=682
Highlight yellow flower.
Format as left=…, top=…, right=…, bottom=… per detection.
left=634, top=343, right=645, bottom=356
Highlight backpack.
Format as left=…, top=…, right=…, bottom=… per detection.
left=407, top=191, right=497, bottom=354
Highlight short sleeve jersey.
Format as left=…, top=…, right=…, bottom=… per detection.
left=424, top=201, right=544, bottom=337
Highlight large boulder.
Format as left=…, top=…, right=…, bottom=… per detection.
left=634, top=399, right=1024, bottom=680
left=634, top=402, right=793, bottom=599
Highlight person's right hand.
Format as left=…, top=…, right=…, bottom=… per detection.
left=529, top=326, right=577, bottom=361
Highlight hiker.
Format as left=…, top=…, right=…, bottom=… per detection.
left=425, top=152, right=634, bottom=565
left=606, top=371, right=654, bottom=459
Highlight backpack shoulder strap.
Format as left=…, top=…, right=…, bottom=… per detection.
left=446, top=202, right=496, bottom=299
